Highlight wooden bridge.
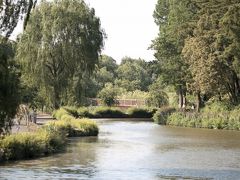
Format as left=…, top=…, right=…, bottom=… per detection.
left=89, top=98, right=146, bottom=107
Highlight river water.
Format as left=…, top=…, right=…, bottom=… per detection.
left=1, top=119, right=240, bottom=180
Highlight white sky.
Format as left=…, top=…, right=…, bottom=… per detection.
left=85, top=0, right=158, bottom=63
left=12, top=0, right=159, bottom=63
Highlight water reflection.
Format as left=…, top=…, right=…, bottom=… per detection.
left=1, top=120, right=240, bottom=180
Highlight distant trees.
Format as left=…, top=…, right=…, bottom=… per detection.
left=17, top=0, right=105, bottom=109
left=115, top=57, right=152, bottom=91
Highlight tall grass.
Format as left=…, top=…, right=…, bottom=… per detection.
left=0, top=108, right=99, bottom=162
left=0, top=128, right=66, bottom=161
left=156, top=110, right=240, bottom=130
left=58, top=106, right=156, bottom=119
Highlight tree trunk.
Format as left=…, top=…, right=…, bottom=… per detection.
left=196, top=91, right=201, bottom=112
left=182, top=91, right=186, bottom=110
left=178, top=86, right=183, bottom=109
left=53, top=85, right=60, bottom=109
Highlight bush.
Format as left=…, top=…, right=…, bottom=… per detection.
left=153, top=107, right=176, bottom=124
left=127, top=108, right=155, bottom=118
left=98, top=83, right=118, bottom=106
left=55, top=106, right=158, bottom=119
left=44, top=118, right=99, bottom=137
left=54, top=108, right=69, bottom=120
left=202, top=101, right=233, bottom=113
left=77, top=107, right=93, bottom=118
left=0, top=107, right=99, bottom=162
left=162, top=107, right=240, bottom=131
left=0, top=128, right=66, bottom=161
left=63, top=106, right=79, bottom=118
left=93, top=106, right=126, bottom=118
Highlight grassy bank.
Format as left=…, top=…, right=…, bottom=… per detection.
left=0, top=111, right=98, bottom=162
left=56, top=106, right=157, bottom=119
left=153, top=105, right=240, bottom=130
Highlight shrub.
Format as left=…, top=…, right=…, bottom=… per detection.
left=54, top=108, right=69, bottom=120
left=162, top=108, right=240, bottom=131
left=98, top=83, right=118, bottom=106
left=44, top=118, right=99, bottom=137
left=63, top=106, right=79, bottom=118
left=0, top=129, right=66, bottom=161
left=202, top=101, right=233, bottom=113
left=93, top=106, right=126, bottom=118
left=126, top=107, right=156, bottom=118
left=153, top=107, right=176, bottom=124
left=0, top=106, right=99, bottom=163
left=77, top=107, right=93, bottom=118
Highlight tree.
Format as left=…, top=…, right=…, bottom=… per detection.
left=98, top=83, right=118, bottom=107
left=0, top=0, right=37, bottom=38
left=0, top=36, right=20, bottom=134
left=182, top=0, right=240, bottom=109
left=151, top=0, right=198, bottom=109
left=146, top=80, right=169, bottom=108
left=115, top=57, right=151, bottom=91
left=17, top=0, right=105, bottom=109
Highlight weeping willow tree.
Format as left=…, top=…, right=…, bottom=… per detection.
left=0, top=0, right=37, bottom=38
left=17, top=0, right=105, bottom=109
left=0, top=36, right=20, bottom=134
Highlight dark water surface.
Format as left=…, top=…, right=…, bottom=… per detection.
left=1, top=119, right=240, bottom=180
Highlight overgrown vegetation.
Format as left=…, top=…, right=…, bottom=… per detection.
left=154, top=103, right=240, bottom=130
left=0, top=128, right=66, bottom=161
left=56, top=106, right=156, bottom=119
left=0, top=108, right=98, bottom=162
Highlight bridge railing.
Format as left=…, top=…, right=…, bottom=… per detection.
left=88, top=98, right=146, bottom=107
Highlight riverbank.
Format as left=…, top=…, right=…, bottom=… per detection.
left=56, top=106, right=157, bottom=119
left=0, top=112, right=98, bottom=163
left=153, top=105, right=240, bottom=130
left=2, top=119, right=240, bottom=179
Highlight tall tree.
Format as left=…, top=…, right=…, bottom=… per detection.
left=182, top=0, right=240, bottom=107
left=17, top=0, right=105, bottom=109
left=0, top=36, right=20, bottom=134
left=115, top=57, right=151, bottom=91
left=0, top=0, right=37, bottom=38
left=152, top=0, right=198, bottom=109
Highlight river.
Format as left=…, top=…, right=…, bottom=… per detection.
left=1, top=119, right=240, bottom=180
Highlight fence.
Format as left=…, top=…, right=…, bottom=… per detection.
left=88, top=98, right=146, bottom=107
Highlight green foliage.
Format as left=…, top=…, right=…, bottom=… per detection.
left=153, top=107, right=176, bottom=125
left=202, top=101, right=233, bottom=113
left=45, top=117, right=99, bottom=137
left=152, top=0, right=197, bottom=108
left=0, top=37, right=20, bottom=134
left=55, top=106, right=157, bottom=119
left=0, top=128, right=66, bottom=161
left=115, top=57, right=152, bottom=91
left=92, top=107, right=127, bottom=118
left=117, top=90, right=149, bottom=100
left=127, top=108, right=156, bottom=118
left=54, top=108, right=69, bottom=120
left=162, top=108, right=240, bottom=130
left=0, top=0, right=36, bottom=38
left=17, top=0, right=105, bottom=109
left=98, top=83, right=119, bottom=106
left=0, top=107, right=99, bottom=162
left=77, top=107, right=94, bottom=118
left=146, top=80, right=169, bottom=108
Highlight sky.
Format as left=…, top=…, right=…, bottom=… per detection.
left=12, top=0, right=159, bottom=64
left=85, top=0, right=158, bottom=63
